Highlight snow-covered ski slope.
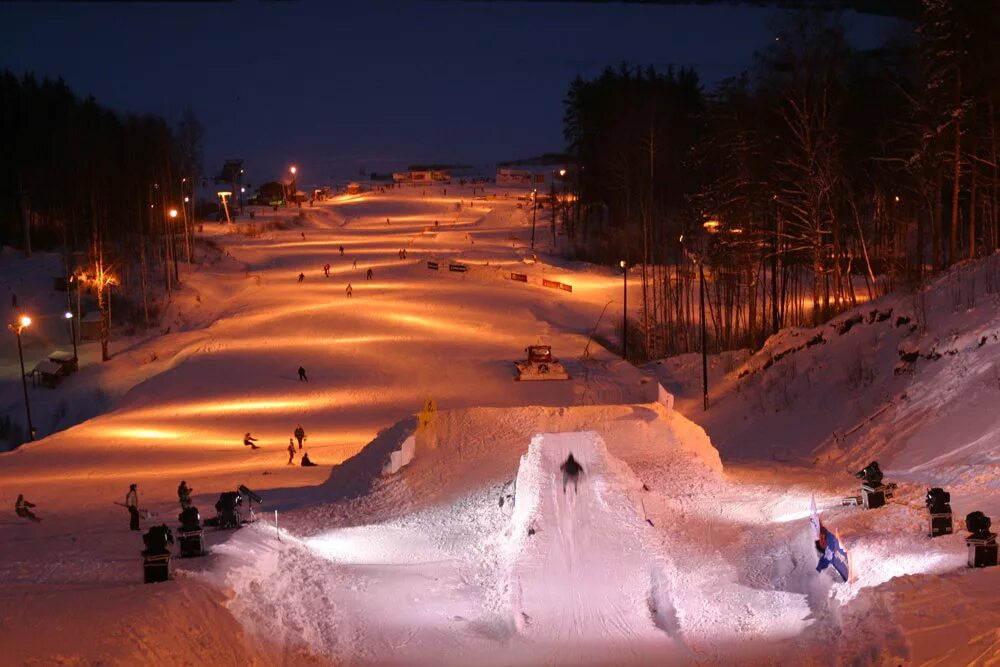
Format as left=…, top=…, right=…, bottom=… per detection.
left=506, top=432, right=675, bottom=663
left=2, top=184, right=999, bottom=665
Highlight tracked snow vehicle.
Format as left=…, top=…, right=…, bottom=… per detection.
left=515, top=345, right=570, bottom=381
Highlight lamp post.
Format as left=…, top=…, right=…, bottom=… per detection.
left=531, top=188, right=538, bottom=250
left=9, top=314, right=35, bottom=441
left=64, top=311, right=78, bottom=361
left=681, top=232, right=710, bottom=411
left=290, top=166, right=298, bottom=205
left=620, top=259, right=628, bottom=361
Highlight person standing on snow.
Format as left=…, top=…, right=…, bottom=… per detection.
left=15, top=494, right=41, bottom=522
left=294, top=425, right=306, bottom=449
left=288, top=439, right=296, bottom=465
left=177, top=481, right=192, bottom=509
left=298, top=366, right=308, bottom=382
left=366, top=268, right=373, bottom=281
left=339, top=245, right=345, bottom=255
left=346, top=283, right=353, bottom=298
left=298, top=273, right=305, bottom=283
left=126, top=483, right=140, bottom=530
left=560, top=454, right=583, bottom=494
left=323, top=263, right=331, bottom=278
left=352, top=259, right=357, bottom=268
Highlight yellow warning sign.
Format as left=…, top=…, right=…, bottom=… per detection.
left=419, top=396, right=437, bottom=427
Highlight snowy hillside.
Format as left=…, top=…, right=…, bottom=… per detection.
left=2, top=186, right=999, bottom=666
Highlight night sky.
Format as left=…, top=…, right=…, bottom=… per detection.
left=2, top=1, right=898, bottom=187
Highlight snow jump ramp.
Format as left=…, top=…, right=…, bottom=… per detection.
left=505, top=431, right=680, bottom=663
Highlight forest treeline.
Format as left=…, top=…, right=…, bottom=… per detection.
left=563, top=2, right=999, bottom=360
left=0, top=71, right=202, bottom=359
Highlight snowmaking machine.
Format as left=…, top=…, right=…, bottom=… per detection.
left=515, top=345, right=570, bottom=381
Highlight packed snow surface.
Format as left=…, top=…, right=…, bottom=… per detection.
left=2, top=185, right=999, bottom=665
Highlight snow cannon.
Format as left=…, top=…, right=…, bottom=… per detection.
left=177, top=506, right=206, bottom=558
left=925, top=488, right=953, bottom=538
left=853, top=461, right=894, bottom=510
left=141, top=524, right=174, bottom=583
left=514, top=345, right=570, bottom=381
left=238, top=485, right=263, bottom=523
left=965, top=511, right=998, bottom=568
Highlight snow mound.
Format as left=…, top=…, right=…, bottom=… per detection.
left=505, top=431, right=678, bottom=660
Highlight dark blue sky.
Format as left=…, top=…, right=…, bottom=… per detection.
left=2, top=1, right=898, bottom=186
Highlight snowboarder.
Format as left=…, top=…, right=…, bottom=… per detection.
left=301, top=452, right=317, bottom=467
left=126, top=483, right=140, bottom=530
left=339, top=245, right=344, bottom=255
left=294, top=425, right=306, bottom=449
left=323, top=263, right=330, bottom=278
left=287, top=439, right=296, bottom=465
left=15, top=494, right=41, bottom=522
left=560, top=454, right=583, bottom=494
left=346, top=283, right=353, bottom=298
left=298, top=273, right=305, bottom=283
left=243, top=432, right=260, bottom=449
left=366, top=268, right=373, bottom=281
left=298, top=366, right=308, bottom=382
left=177, top=481, right=192, bottom=509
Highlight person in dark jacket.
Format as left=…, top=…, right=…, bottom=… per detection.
left=287, top=439, right=296, bottom=465
left=298, top=273, right=305, bottom=283
left=298, top=366, right=308, bottom=382
left=366, top=268, right=373, bottom=281
left=126, top=483, right=140, bottom=530
left=15, top=494, right=41, bottom=522
left=243, top=433, right=260, bottom=449
left=293, top=425, right=306, bottom=449
left=560, top=454, right=583, bottom=494
left=301, top=452, right=318, bottom=467
left=177, top=481, right=192, bottom=509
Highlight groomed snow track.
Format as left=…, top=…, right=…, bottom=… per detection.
left=505, top=432, right=679, bottom=665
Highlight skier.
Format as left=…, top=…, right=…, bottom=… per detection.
left=177, top=481, right=192, bottom=509
left=560, top=454, right=583, bottom=494
left=298, top=273, right=305, bottom=283
left=294, top=425, right=306, bottom=449
left=15, top=494, right=41, bottom=522
left=287, top=439, right=296, bottom=465
left=301, top=452, right=318, bottom=467
left=298, top=366, right=308, bottom=382
left=346, top=283, right=353, bottom=298
left=243, top=432, right=260, bottom=449
left=366, top=268, right=373, bottom=281
left=323, top=263, right=330, bottom=278
left=126, top=483, right=140, bottom=530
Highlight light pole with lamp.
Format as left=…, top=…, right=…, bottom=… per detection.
left=290, top=165, right=298, bottom=206
left=681, top=228, right=712, bottom=411
left=531, top=188, right=538, bottom=250
left=620, top=259, right=628, bottom=361
left=9, top=314, right=35, bottom=441
left=64, top=311, right=78, bottom=362
left=168, top=208, right=180, bottom=284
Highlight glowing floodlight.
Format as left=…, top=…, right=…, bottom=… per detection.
left=64, top=311, right=73, bottom=319
left=168, top=208, right=179, bottom=219
left=19, top=315, right=32, bottom=328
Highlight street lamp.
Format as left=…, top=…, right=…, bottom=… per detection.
left=9, top=314, right=35, bottom=441
left=64, top=311, right=78, bottom=361
left=531, top=188, right=538, bottom=250
left=168, top=208, right=178, bottom=220
left=620, top=260, right=628, bottom=361
left=289, top=166, right=299, bottom=206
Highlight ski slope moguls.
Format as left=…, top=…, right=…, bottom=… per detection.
left=2, top=186, right=999, bottom=666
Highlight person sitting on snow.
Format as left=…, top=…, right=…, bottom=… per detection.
left=243, top=432, right=259, bottom=449
left=15, top=494, right=41, bottom=522
left=301, top=452, right=318, bottom=467
left=560, top=454, right=583, bottom=494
